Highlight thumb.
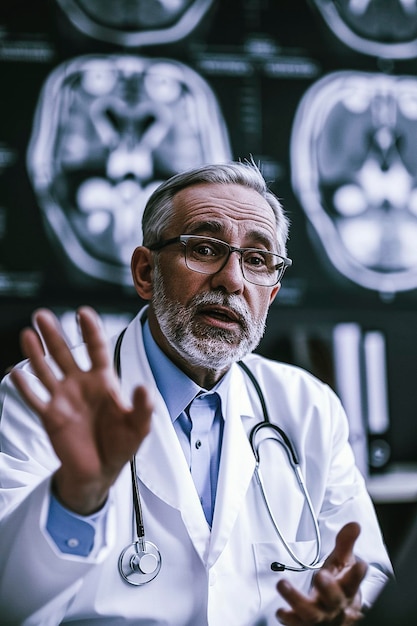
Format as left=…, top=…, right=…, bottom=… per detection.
left=324, top=522, right=361, bottom=572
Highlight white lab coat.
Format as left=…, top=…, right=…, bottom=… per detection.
left=0, top=308, right=392, bottom=625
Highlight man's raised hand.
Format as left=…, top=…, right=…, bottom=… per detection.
left=11, top=306, right=152, bottom=514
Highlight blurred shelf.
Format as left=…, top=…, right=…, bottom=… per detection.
left=367, top=463, right=417, bottom=503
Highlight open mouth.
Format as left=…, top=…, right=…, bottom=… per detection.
left=197, top=305, right=242, bottom=328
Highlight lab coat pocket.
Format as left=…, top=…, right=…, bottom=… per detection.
left=253, top=540, right=316, bottom=610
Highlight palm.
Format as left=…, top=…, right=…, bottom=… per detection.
left=11, top=307, right=152, bottom=513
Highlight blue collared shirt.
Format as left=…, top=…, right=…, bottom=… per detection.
left=47, top=319, right=228, bottom=554
left=143, top=321, right=227, bottom=524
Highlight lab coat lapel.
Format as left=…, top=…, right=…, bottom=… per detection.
left=209, top=363, right=257, bottom=566
left=117, top=313, right=212, bottom=562
left=137, top=398, right=213, bottom=562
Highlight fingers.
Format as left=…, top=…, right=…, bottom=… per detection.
left=10, top=312, right=65, bottom=412
left=314, top=561, right=366, bottom=606
left=20, top=325, right=59, bottom=392
left=314, top=569, right=347, bottom=608
left=276, top=569, right=364, bottom=626
left=277, top=576, right=345, bottom=623
left=76, top=306, right=112, bottom=370
left=10, top=307, right=110, bottom=410
left=10, top=365, right=48, bottom=416
left=130, top=386, right=153, bottom=442
left=29, top=309, right=78, bottom=376
left=277, top=579, right=318, bottom=625
left=19, top=307, right=110, bottom=378
left=337, top=558, right=368, bottom=599
left=276, top=577, right=347, bottom=626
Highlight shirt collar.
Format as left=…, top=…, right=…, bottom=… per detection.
left=143, top=320, right=231, bottom=422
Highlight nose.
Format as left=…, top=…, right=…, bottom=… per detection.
left=210, top=250, right=245, bottom=294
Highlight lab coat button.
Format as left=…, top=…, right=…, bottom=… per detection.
left=209, top=572, right=217, bottom=586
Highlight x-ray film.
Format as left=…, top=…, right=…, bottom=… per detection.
left=26, top=55, right=231, bottom=286
left=291, top=70, right=417, bottom=295
left=312, top=0, right=417, bottom=59
left=55, top=0, right=216, bottom=47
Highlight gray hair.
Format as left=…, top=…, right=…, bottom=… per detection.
left=142, top=161, right=290, bottom=255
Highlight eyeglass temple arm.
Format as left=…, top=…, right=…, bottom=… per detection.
left=147, top=237, right=181, bottom=251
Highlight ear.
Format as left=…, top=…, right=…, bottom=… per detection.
left=269, top=283, right=280, bottom=305
left=131, top=246, right=154, bottom=300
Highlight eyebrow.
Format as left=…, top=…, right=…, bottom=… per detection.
left=187, top=220, right=223, bottom=236
left=187, top=221, right=277, bottom=251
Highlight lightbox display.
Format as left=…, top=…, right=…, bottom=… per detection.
left=291, top=70, right=417, bottom=296
left=26, top=55, right=232, bottom=286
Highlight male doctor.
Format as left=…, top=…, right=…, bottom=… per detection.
left=0, top=161, right=391, bottom=625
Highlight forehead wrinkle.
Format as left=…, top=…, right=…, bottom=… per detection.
left=184, top=220, right=276, bottom=251
left=173, top=183, right=274, bottom=219
left=171, top=183, right=278, bottom=245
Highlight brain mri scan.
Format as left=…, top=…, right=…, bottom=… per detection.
left=312, top=0, right=417, bottom=58
left=26, top=55, right=231, bottom=286
left=291, top=70, right=417, bottom=295
left=55, top=0, right=216, bottom=47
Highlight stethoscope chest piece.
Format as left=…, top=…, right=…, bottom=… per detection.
left=118, top=540, right=162, bottom=585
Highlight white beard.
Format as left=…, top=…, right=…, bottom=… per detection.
left=151, top=263, right=268, bottom=371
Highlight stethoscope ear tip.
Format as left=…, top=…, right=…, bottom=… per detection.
left=270, top=561, right=286, bottom=572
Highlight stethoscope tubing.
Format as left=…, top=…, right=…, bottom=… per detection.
left=238, top=361, right=322, bottom=571
left=253, top=440, right=322, bottom=571
left=113, top=327, right=323, bottom=583
left=114, top=327, right=162, bottom=584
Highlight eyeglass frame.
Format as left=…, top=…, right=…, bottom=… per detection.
left=147, top=234, right=292, bottom=286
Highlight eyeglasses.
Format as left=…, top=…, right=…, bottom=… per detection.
left=148, top=235, right=292, bottom=287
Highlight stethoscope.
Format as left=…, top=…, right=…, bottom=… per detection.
left=114, top=329, right=322, bottom=586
